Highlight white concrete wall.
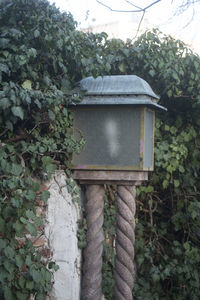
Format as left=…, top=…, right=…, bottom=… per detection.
left=45, top=170, right=81, bottom=300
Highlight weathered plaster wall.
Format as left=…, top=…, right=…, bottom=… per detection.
left=45, top=170, right=81, bottom=300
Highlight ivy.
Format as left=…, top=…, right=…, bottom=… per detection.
left=99, top=30, right=200, bottom=299
left=0, top=0, right=105, bottom=298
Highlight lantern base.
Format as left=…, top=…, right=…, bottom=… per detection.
left=73, top=170, right=148, bottom=185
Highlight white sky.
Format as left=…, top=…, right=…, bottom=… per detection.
left=49, top=0, right=200, bottom=54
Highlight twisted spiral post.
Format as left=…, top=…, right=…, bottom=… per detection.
left=81, top=185, right=105, bottom=300
left=114, top=185, right=136, bottom=300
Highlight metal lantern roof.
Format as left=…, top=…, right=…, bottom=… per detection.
left=81, top=75, right=158, bottom=97
left=76, top=75, right=166, bottom=111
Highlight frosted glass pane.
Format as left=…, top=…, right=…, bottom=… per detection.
left=72, top=107, right=141, bottom=169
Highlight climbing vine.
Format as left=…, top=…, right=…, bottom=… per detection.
left=100, top=30, right=200, bottom=299
left=0, top=0, right=105, bottom=298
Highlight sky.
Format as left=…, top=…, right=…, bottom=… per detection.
left=49, top=0, right=200, bottom=54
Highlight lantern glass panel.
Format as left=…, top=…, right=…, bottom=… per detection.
left=71, top=106, right=155, bottom=170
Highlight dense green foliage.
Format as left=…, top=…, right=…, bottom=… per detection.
left=100, top=32, right=200, bottom=299
left=0, top=0, right=105, bottom=298
left=1, top=0, right=200, bottom=299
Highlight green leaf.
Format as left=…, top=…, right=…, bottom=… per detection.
left=28, top=48, right=37, bottom=57
left=26, top=280, right=34, bottom=290
left=25, top=255, right=32, bottom=267
left=0, top=239, right=7, bottom=250
left=18, top=276, right=25, bottom=289
left=0, top=63, right=10, bottom=74
left=179, top=165, right=185, bottom=173
left=34, top=29, right=40, bottom=38
left=26, top=223, right=37, bottom=236
left=4, top=246, right=15, bottom=259
left=35, top=293, right=45, bottom=300
left=3, top=286, right=13, bottom=300
left=16, top=291, right=29, bottom=300
left=6, top=120, right=13, bottom=131
left=164, top=125, right=170, bottom=131
left=4, top=259, right=14, bottom=273
left=11, top=106, right=24, bottom=120
left=15, top=255, right=24, bottom=268
left=119, top=63, right=126, bottom=73
left=26, top=210, right=36, bottom=220
left=174, top=179, right=180, bottom=188
left=162, top=179, right=169, bottom=189
left=22, top=80, right=32, bottom=90
left=0, top=38, right=10, bottom=48
left=10, top=164, right=22, bottom=176
left=0, top=217, right=5, bottom=232
left=149, top=69, right=155, bottom=77
left=48, top=110, right=55, bottom=120
left=20, top=217, right=27, bottom=224
left=41, top=190, right=50, bottom=203
left=13, top=221, right=24, bottom=235
left=31, top=269, right=42, bottom=283
left=0, top=98, right=10, bottom=109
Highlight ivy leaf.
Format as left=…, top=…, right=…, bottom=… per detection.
left=34, top=29, right=40, bottom=38
left=10, top=164, right=22, bottom=176
left=15, top=255, right=24, bottom=268
left=0, top=63, right=10, bottom=74
left=41, top=190, right=50, bottom=203
left=0, top=216, right=5, bottom=232
left=35, top=293, right=45, bottom=300
left=13, top=220, right=24, bottom=236
left=6, top=120, right=13, bottom=131
left=22, top=80, right=32, bottom=90
left=3, top=287, right=13, bottom=300
left=31, top=269, right=42, bottom=283
left=174, top=179, right=180, bottom=188
left=26, top=210, right=36, bottom=220
left=4, top=259, right=14, bottom=273
left=20, top=217, right=27, bottom=224
left=28, top=48, right=37, bottom=57
left=0, top=98, right=10, bottom=109
left=119, top=63, right=125, bottom=73
left=25, top=255, right=32, bottom=267
left=42, top=156, right=56, bottom=175
left=26, top=281, right=34, bottom=290
left=48, top=110, right=55, bottom=120
left=0, top=239, right=7, bottom=250
left=4, top=246, right=15, bottom=259
left=149, top=69, right=156, bottom=77
left=18, top=276, right=25, bottom=289
left=0, top=38, right=10, bottom=48
left=25, top=223, right=37, bottom=236
left=11, top=106, right=24, bottom=120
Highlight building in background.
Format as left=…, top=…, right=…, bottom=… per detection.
left=82, top=13, right=152, bottom=41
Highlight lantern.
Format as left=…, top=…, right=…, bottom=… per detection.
left=71, top=75, right=166, bottom=172
left=70, top=75, right=166, bottom=300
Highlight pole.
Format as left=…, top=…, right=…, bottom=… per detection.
left=81, top=185, right=105, bottom=300
left=114, top=185, right=136, bottom=300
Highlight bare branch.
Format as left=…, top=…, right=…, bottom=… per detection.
left=124, top=0, right=142, bottom=10
left=131, top=10, right=145, bottom=41
left=96, top=0, right=162, bottom=13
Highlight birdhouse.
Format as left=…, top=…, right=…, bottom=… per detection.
left=70, top=75, right=166, bottom=171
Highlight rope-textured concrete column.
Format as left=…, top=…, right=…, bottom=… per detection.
left=82, top=185, right=105, bottom=300
left=114, top=185, right=136, bottom=300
